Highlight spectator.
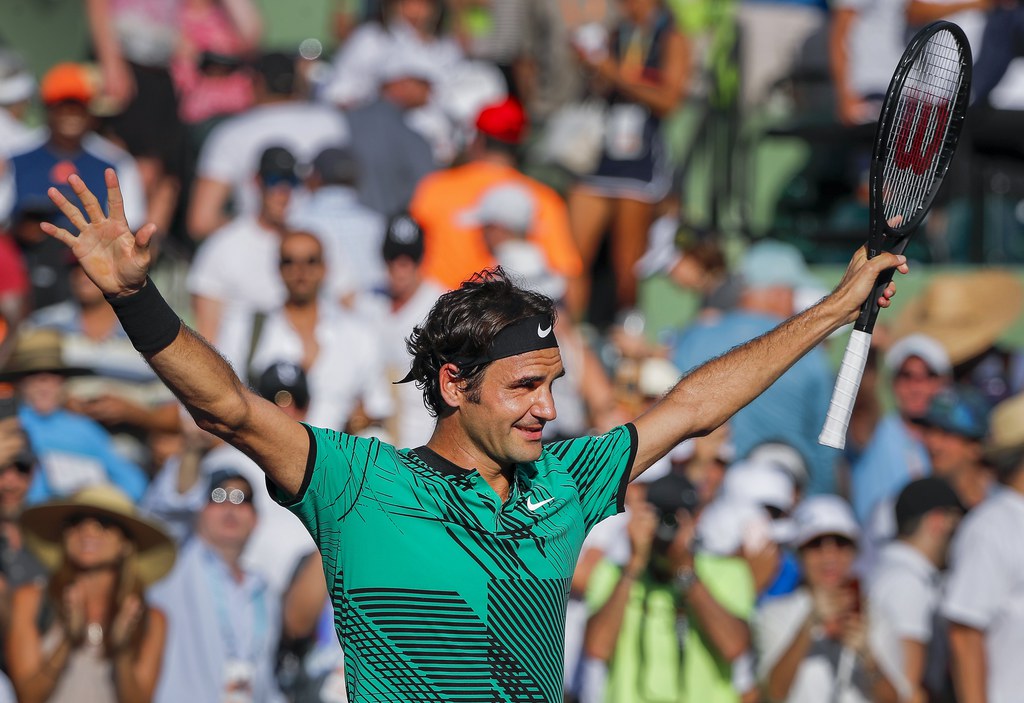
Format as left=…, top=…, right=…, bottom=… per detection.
left=869, top=477, right=964, bottom=703
left=566, top=0, right=689, bottom=319
left=0, top=410, right=47, bottom=614
left=943, top=392, right=1024, bottom=703
left=7, top=485, right=173, bottom=703
left=851, top=333, right=951, bottom=524
left=219, top=230, right=394, bottom=432
left=355, top=212, right=444, bottom=449
left=188, top=145, right=298, bottom=342
left=7, top=201, right=73, bottom=313
left=859, top=378, right=991, bottom=578
left=894, top=270, right=1024, bottom=407
left=671, top=240, right=838, bottom=495
left=344, top=47, right=438, bottom=217
left=322, top=0, right=465, bottom=161
left=142, top=364, right=317, bottom=597
left=410, top=97, right=583, bottom=290
left=278, top=550, right=346, bottom=703
left=148, top=470, right=284, bottom=703
left=585, top=477, right=763, bottom=703
left=0, top=329, right=148, bottom=504
left=735, top=0, right=827, bottom=109
left=829, top=0, right=989, bottom=125
left=170, top=0, right=263, bottom=127
left=288, top=146, right=386, bottom=299
left=919, top=385, right=994, bottom=510
left=755, top=495, right=901, bottom=703
left=188, top=52, right=350, bottom=240
left=0, top=48, right=38, bottom=161
left=0, top=63, right=147, bottom=234
left=26, top=261, right=179, bottom=467
left=85, top=0, right=185, bottom=234
left=636, top=221, right=741, bottom=319
left=674, top=425, right=736, bottom=509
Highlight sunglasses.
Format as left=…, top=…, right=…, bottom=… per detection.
left=64, top=513, right=125, bottom=531
left=280, top=256, right=322, bottom=267
left=210, top=487, right=253, bottom=506
left=801, top=534, right=856, bottom=551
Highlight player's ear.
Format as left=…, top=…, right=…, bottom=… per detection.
left=438, top=363, right=468, bottom=408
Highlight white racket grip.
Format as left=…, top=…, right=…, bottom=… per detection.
left=819, top=329, right=873, bottom=449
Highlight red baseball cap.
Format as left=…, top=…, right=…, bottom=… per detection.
left=40, top=63, right=94, bottom=106
left=475, top=98, right=528, bottom=145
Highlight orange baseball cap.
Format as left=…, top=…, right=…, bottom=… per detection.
left=40, top=63, right=94, bottom=106
left=475, top=98, right=528, bottom=145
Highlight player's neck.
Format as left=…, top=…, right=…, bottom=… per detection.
left=426, top=425, right=514, bottom=501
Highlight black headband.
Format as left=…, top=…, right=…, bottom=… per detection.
left=397, top=314, right=558, bottom=384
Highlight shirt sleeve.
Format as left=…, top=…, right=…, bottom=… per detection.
left=546, top=424, right=637, bottom=533
left=267, top=424, right=378, bottom=547
left=942, top=510, right=1009, bottom=629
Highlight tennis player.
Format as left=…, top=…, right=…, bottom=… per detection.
left=43, top=170, right=907, bottom=702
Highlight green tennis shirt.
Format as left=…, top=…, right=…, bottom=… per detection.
left=272, top=422, right=638, bottom=702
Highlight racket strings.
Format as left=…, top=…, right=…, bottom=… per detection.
left=880, top=29, right=966, bottom=229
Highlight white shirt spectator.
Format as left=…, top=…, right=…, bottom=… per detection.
left=187, top=215, right=286, bottom=317
left=942, top=487, right=1024, bottom=703
left=288, top=185, right=385, bottom=298
left=239, top=306, right=394, bottom=431
left=833, top=0, right=909, bottom=98
left=196, top=101, right=349, bottom=217
left=321, top=19, right=465, bottom=163
left=756, top=588, right=906, bottom=703
left=356, top=281, right=444, bottom=448
left=869, top=540, right=945, bottom=692
left=0, top=111, right=39, bottom=158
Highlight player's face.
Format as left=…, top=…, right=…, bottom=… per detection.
left=459, top=348, right=564, bottom=470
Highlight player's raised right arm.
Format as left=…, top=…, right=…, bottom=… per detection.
left=42, top=169, right=309, bottom=496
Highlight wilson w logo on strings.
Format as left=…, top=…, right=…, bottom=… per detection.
left=892, top=99, right=950, bottom=175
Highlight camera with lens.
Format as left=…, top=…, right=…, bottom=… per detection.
left=645, top=473, right=700, bottom=546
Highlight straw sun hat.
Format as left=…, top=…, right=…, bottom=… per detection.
left=893, top=271, right=1023, bottom=366
left=20, top=485, right=176, bottom=586
left=0, top=329, right=90, bottom=382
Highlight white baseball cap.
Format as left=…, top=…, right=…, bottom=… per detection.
left=462, top=183, right=536, bottom=234
left=0, top=49, right=34, bottom=106
left=885, top=333, right=952, bottom=376
left=377, top=45, right=438, bottom=85
left=792, top=494, right=860, bottom=548
left=696, top=497, right=785, bottom=557
left=493, top=240, right=566, bottom=301
left=721, top=459, right=796, bottom=513
left=747, top=441, right=810, bottom=490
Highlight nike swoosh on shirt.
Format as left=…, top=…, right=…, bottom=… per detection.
left=527, top=497, right=555, bottom=511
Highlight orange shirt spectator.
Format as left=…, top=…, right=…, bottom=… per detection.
left=410, top=99, right=582, bottom=290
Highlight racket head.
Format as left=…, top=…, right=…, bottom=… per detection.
left=868, top=21, right=972, bottom=253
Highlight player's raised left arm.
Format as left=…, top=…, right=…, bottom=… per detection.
left=628, top=247, right=908, bottom=480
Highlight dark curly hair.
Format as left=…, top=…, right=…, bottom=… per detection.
left=405, top=268, right=556, bottom=417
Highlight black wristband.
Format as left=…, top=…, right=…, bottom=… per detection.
left=106, top=277, right=182, bottom=355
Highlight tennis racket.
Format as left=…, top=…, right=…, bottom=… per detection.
left=819, top=21, right=972, bottom=450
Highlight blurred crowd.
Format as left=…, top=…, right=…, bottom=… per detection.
left=1, top=0, right=1024, bottom=702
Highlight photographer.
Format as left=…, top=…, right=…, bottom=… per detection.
left=582, top=474, right=756, bottom=702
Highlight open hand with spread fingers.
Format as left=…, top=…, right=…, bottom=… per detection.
left=41, top=168, right=157, bottom=298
